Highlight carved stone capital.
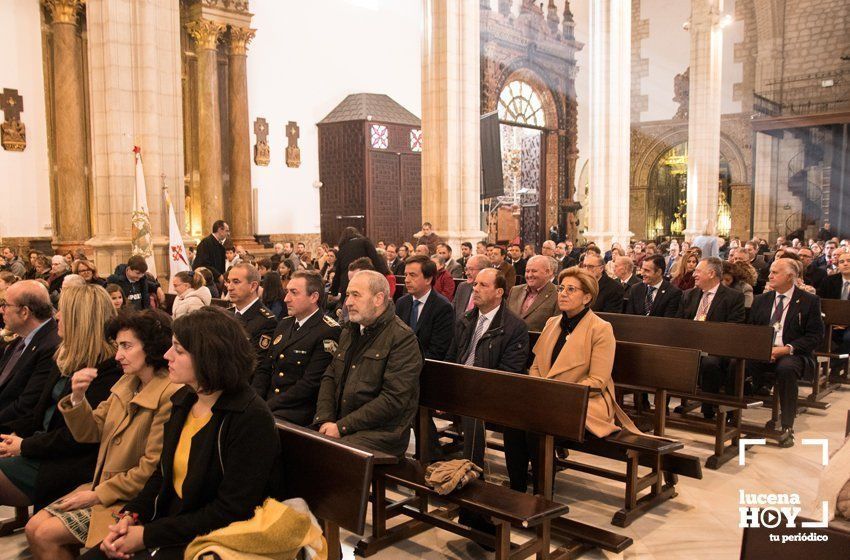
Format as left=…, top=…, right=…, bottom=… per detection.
left=43, top=0, right=84, bottom=25
left=185, top=19, right=226, bottom=50
left=228, top=27, right=256, bottom=55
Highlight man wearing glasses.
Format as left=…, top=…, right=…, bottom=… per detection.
left=0, top=281, right=59, bottom=430
left=452, top=255, right=491, bottom=322
left=581, top=252, right=624, bottom=313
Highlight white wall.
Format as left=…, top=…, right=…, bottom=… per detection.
left=247, top=0, right=422, bottom=235
left=0, top=0, right=52, bottom=238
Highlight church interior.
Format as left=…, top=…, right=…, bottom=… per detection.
left=2, top=0, right=850, bottom=559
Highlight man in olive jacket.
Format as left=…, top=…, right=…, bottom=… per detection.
left=314, top=270, right=423, bottom=457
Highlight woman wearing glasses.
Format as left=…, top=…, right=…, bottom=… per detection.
left=72, top=260, right=107, bottom=288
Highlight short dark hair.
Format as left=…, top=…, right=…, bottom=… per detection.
left=488, top=244, right=507, bottom=256
left=461, top=242, right=472, bottom=250
left=436, top=242, right=452, bottom=254
left=493, top=271, right=507, bottom=296
left=105, top=309, right=173, bottom=371
left=404, top=254, right=436, bottom=280
left=348, top=257, right=374, bottom=272
left=422, top=222, right=432, bottom=228
left=212, top=220, right=228, bottom=234
left=127, top=255, right=148, bottom=273
left=509, top=243, right=521, bottom=250
left=291, top=270, right=324, bottom=299
left=646, top=254, right=667, bottom=274
left=172, top=306, right=254, bottom=393
left=257, top=258, right=272, bottom=270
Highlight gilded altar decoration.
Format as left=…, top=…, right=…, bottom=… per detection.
left=286, top=121, right=301, bottom=168
left=1, top=88, right=26, bottom=152
left=253, top=117, right=270, bottom=166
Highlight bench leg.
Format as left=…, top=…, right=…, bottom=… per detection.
left=371, top=477, right=387, bottom=539
left=494, top=519, right=511, bottom=560
left=536, top=520, right=551, bottom=560
left=612, top=452, right=678, bottom=528
left=322, top=520, right=341, bottom=560
left=0, top=506, right=29, bottom=536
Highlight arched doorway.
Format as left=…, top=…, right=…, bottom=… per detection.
left=646, top=142, right=732, bottom=240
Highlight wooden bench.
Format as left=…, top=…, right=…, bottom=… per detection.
left=813, top=298, right=850, bottom=399
left=554, top=341, right=704, bottom=527
left=595, top=313, right=775, bottom=468
left=274, top=420, right=397, bottom=560
left=0, top=507, right=28, bottom=536
left=356, top=360, right=633, bottom=559
left=741, top=520, right=850, bottom=559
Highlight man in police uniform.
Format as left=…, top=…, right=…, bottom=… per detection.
left=226, top=263, right=278, bottom=358
left=252, top=270, right=341, bottom=425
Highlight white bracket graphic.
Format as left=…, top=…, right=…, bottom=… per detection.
left=802, top=438, right=829, bottom=466
left=739, top=438, right=766, bottom=466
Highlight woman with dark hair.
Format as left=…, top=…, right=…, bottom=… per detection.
left=81, top=307, right=279, bottom=560
left=278, top=260, right=294, bottom=291
left=330, top=226, right=381, bottom=298
left=194, top=267, right=219, bottom=298
left=260, top=271, right=286, bottom=319
left=722, top=260, right=756, bottom=309
left=26, top=309, right=178, bottom=559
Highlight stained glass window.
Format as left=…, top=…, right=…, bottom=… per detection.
left=370, top=124, right=388, bottom=149
left=410, top=129, right=422, bottom=152
left=497, top=80, right=546, bottom=127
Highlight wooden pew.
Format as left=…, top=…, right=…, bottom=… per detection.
left=813, top=298, right=850, bottom=399
left=740, top=521, right=850, bottom=559
left=594, top=313, right=776, bottom=468
left=275, top=420, right=396, bottom=560
left=0, top=507, right=28, bottom=536
left=209, top=297, right=234, bottom=310
left=356, top=360, right=634, bottom=559
left=163, top=292, right=176, bottom=314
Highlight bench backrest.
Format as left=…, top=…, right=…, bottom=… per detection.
left=596, top=312, right=774, bottom=361
left=210, top=297, right=233, bottom=309
left=421, top=359, right=589, bottom=442
left=740, top=523, right=850, bottom=558
left=821, top=298, right=850, bottom=326
left=164, top=292, right=176, bottom=314
left=612, top=341, right=702, bottom=393
left=276, top=421, right=374, bottom=535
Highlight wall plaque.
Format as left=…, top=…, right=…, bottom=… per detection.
left=253, top=117, right=270, bottom=166
left=0, top=88, right=26, bottom=152
left=286, top=121, right=301, bottom=168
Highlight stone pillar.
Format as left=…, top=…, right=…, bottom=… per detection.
left=186, top=19, right=225, bottom=233
left=227, top=27, right=256, bottom=246
left=45, top=0, right=90, bottom=250
left=85, top=0, right=185, bottom=276
left=420, top=0, right=487, bottom=251
left=584, top=0, right=633, bottom=248
left=730, top=183, right=752, bottom=240
left=753, top=132, right=778, bottom=240
left=683, top=0, right=724, bottom=239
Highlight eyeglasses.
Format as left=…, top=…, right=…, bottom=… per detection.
left=579, top=263, right=602, bottom=269
left=557, top=285, right=585, bottom=295
left=0, top=302, right=22, bottom=309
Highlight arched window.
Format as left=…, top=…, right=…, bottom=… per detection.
left=498, top=80, right=546, bottom=127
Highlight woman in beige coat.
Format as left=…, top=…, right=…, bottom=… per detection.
left=529, top=267, right=639, bottom=438
left=25, top=310, right=179, bottom=559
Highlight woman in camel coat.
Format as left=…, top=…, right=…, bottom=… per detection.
left=26, top=309, right=179, bottom=559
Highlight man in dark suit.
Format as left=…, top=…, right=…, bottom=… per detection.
left=582, top=252, right=624, bottom=313
left=679, top=257, right=746, bottom=418
left=799, top=247, right=827, bottom=291
left=193, top=220, right=229, bottom=279
left=507, top=244, right=527, bottom=278
left=386, top=244, right=403, bottom=278
left=612, top=256, right=641, bottom=296
left=818, top=249, right=850, bottom=300
left=453, top=255, right=490, bottom=322
left=626, top=255, right=682, bottom=317
left=457, top=242, right=473, bottom=273
left=0, top=281, right=60, bottom=429
left=226, top=263, right=278, bottom=359
left=396, top=255, right=454, bottom=360
left=253, top=271, right=341, bottom=426
left=747, top=258, right=824, bottom=447
left=488, top=244, right=517, bottom=291
left=436, top=243, right=464, bottom=279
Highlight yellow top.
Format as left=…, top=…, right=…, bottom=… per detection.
left=172, top=411, right=212, bottom=498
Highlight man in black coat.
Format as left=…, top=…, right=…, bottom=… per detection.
left=253, top=271, right=341, bottom=426
left=799, top=247, right=827, bottom=292
left=395, top=256, right=454, bottom=360
left=226, top=263, right=278, bottom=359
left=817, top=249, right=850, bottom=300
left=331, top=228, right=382, bottom=298
left=0, top=281, right=60, bottom=428
left=678, top=257, right=746, bottom=418
left=193, top=220, right=229, bottom=279
left=583, top=252, right=624, bottom=313
left=747, top=259, right=824, bottom=447
left=626, top=254, right=682, bottom=317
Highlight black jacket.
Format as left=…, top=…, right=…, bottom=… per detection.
left=679, top=284, right=746, bottom=323
left=107, top=264, right=151, bottom=310
left=193, top=234, right=227, bottom=279
left=252, top=311, right=342, bottom=426
left=748, top=287, right=824, bottom=355
left=447, top=305, right=529, bottom=374
left=14, top=358, right=122, bottom=508
left=626, top=280, right=683, bottom=318
left=330, top=236, right=380, bottom=297
left=804, top=264, right=827, bottom=292
left=395, top=290, right=454, bottom=360
left=124, top=385, right=279, bottom=550
left=817, top=273, right=848, bottom=300
left=234, top=299, right=278, bottom=360
left=592, top=274, right=625, bottom=314
left=0, top=319, right=61, bottom=428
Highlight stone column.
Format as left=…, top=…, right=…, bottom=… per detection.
left=584, top=0, right=633, bottom=248
left=683, top=0, right=724, bottom=239
left=752, top=132, right=778, bottom=240
left=227, top=26, right=256, bottom=245
left=186, top=19, right=225, bottom=233
left=730, top=183, right=752, bottom=240
left=420, top=0, right=487, bottom=251
left=45, top=0, right=90, bottom=249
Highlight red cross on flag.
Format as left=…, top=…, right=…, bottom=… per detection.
left=165, top=189, right=190, bottom=292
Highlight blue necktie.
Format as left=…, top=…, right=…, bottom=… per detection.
left=410, top=299, right=421, bottom=331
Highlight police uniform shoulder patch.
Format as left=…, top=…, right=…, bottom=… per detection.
left=261, top=308, right=276, bottom=319
left=323, top=315, right=339, bottom=328
left=259, top=334, right=272, bottom=350
left=323, top=339, right=338, bottom=354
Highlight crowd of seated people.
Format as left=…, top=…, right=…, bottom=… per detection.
left=0, top=219, right=847, bottom=556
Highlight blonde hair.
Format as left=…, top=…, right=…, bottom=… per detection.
left=557, top=266, right=599, bottom=308
left=55, top=284, right=117, bottom=375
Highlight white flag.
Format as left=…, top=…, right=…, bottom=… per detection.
left=131, top=146, right=157, bottom=276
left=165, top=189, right=190, bottom=293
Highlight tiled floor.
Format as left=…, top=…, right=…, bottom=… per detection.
left=1, top=387, right=848, bottom=560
